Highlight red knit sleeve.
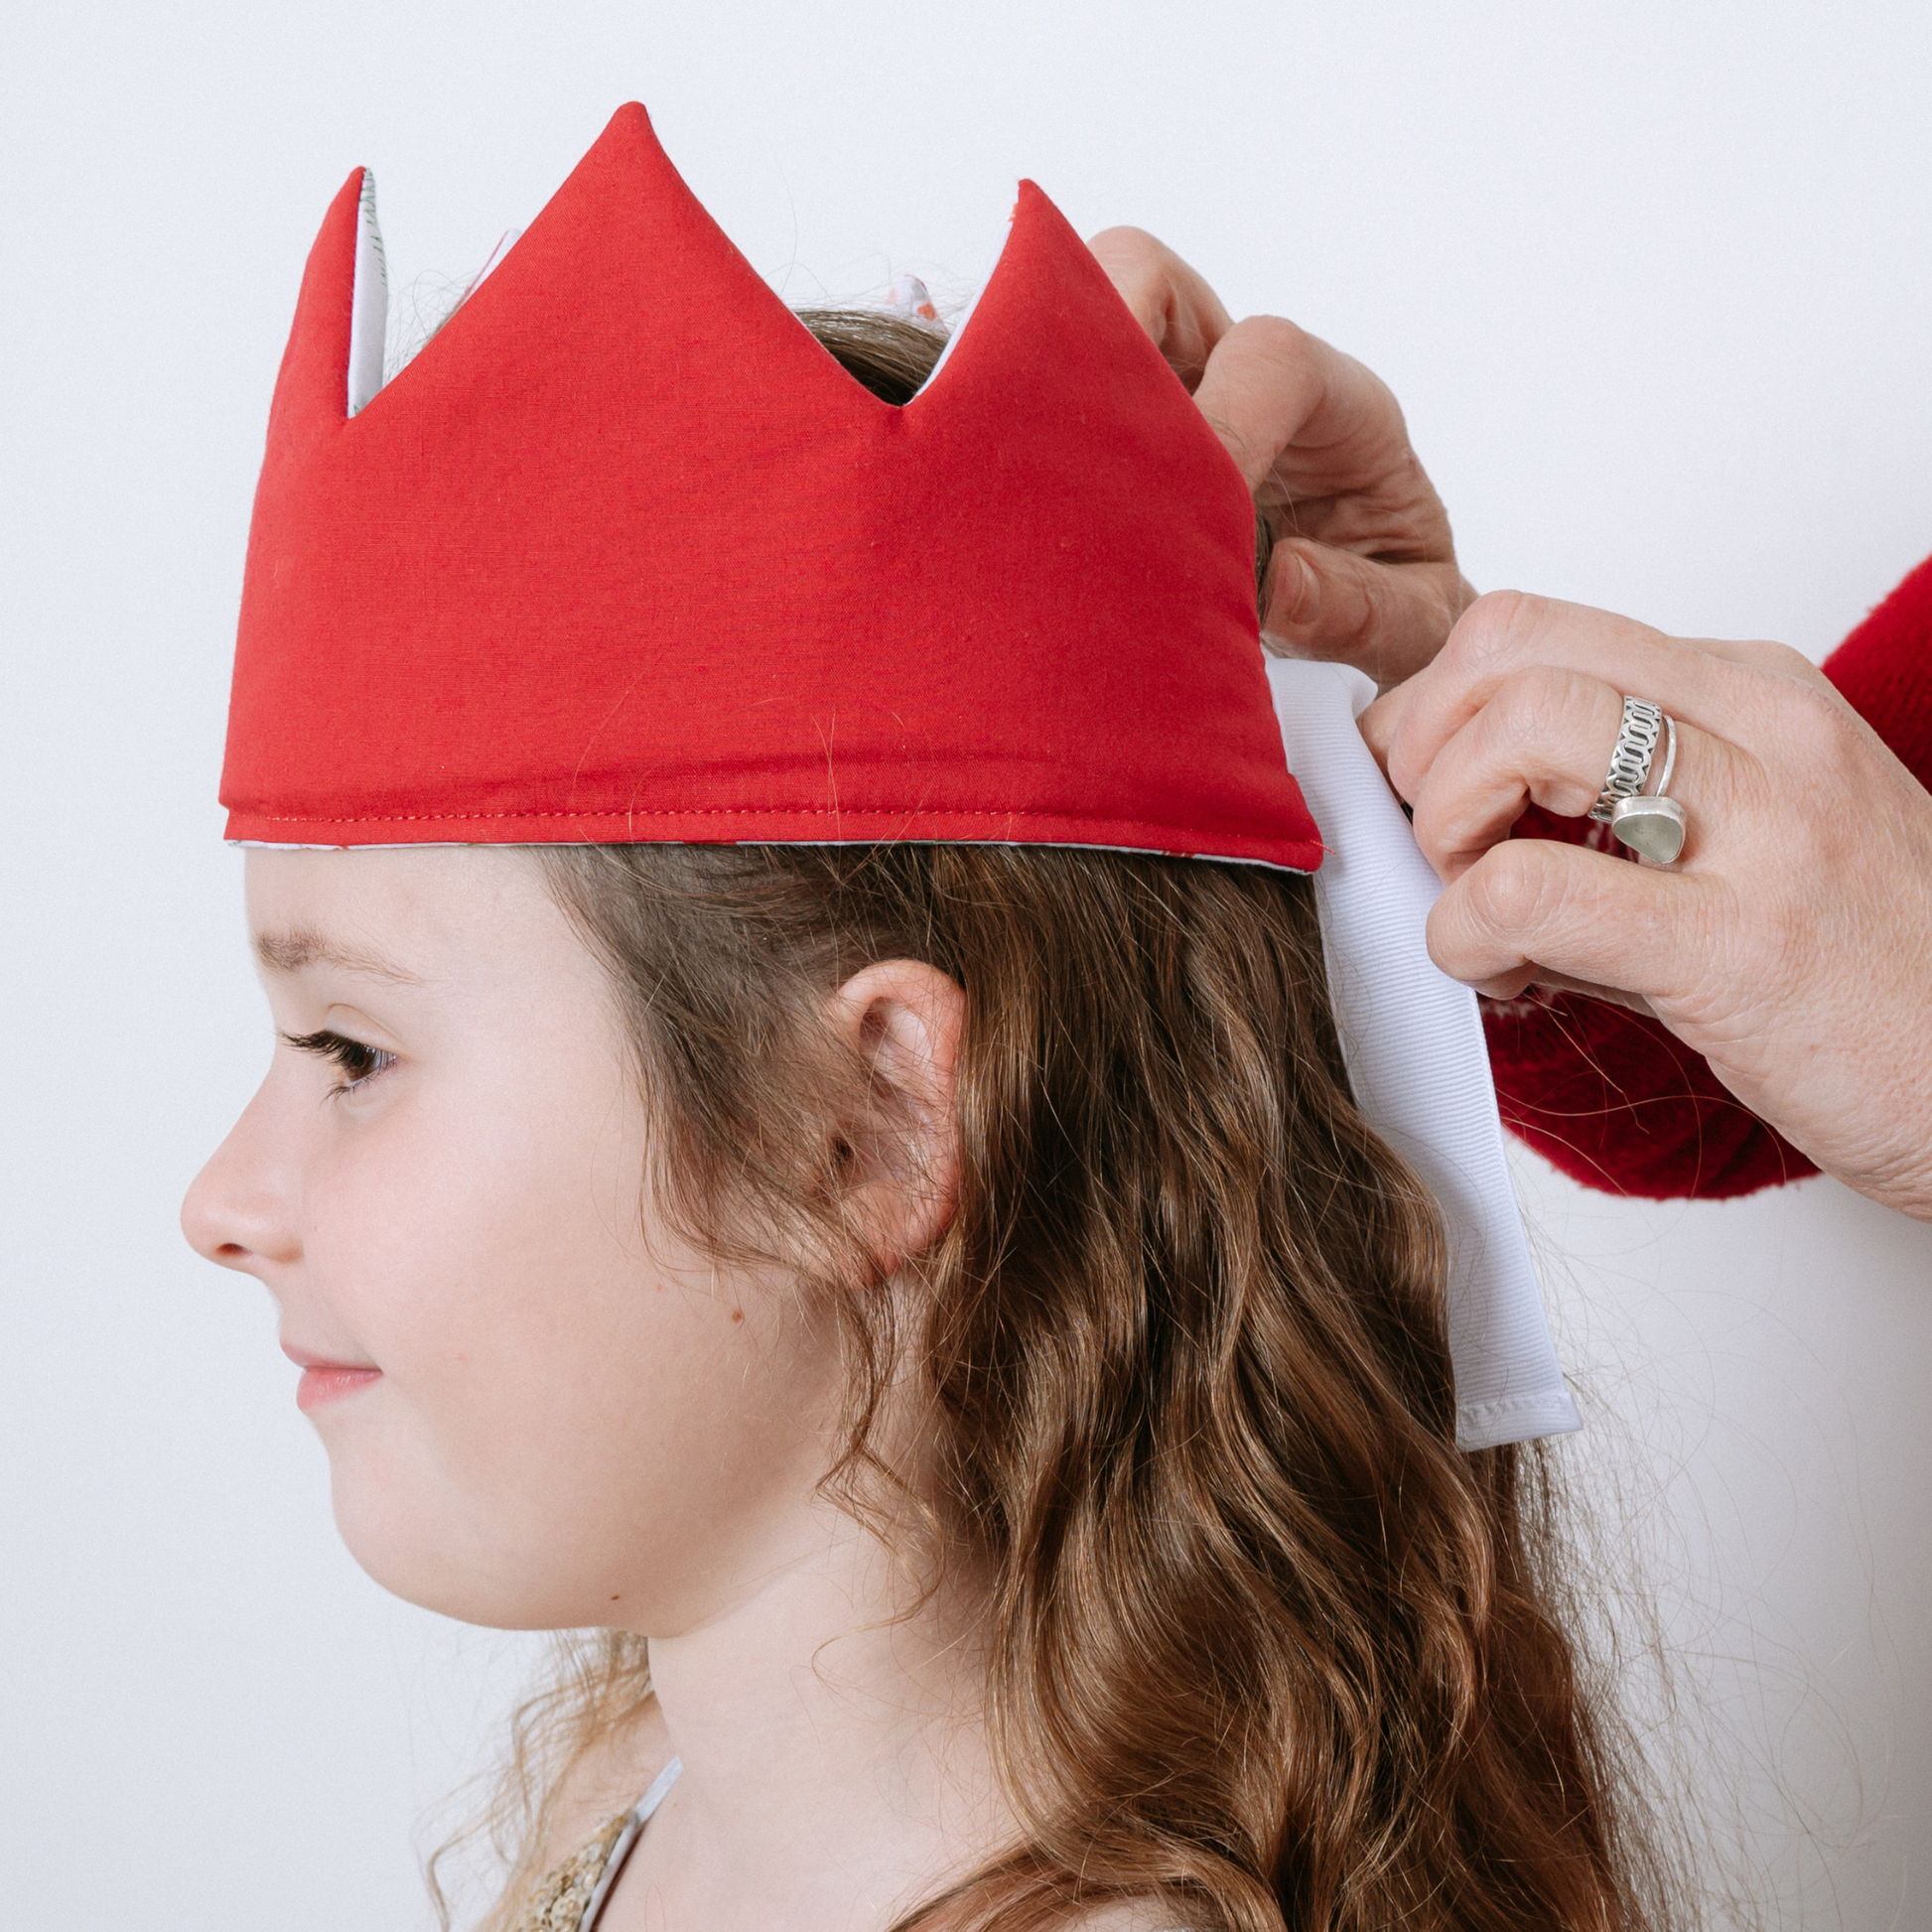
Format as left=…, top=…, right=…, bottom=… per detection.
left=1818, top=550, right=1932, bottom=778
left=1483, top=554, right=1932, bottom=1198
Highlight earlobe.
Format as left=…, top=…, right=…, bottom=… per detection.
left=824, top=961, right=965, bottom=1273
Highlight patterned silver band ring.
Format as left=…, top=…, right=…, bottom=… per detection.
left=1588, top=696, right=1665, bottom=821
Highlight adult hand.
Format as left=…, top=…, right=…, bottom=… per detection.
left=1361, top=591, right=1932, bottom=1222
left=1088, top=226, right=1475, bottom=688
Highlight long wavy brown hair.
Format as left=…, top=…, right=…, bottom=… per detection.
left=429, top=309, right=1695, bottom=1932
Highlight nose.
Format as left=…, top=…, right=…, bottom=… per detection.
left=181, top=1086, right=304, bottom=1275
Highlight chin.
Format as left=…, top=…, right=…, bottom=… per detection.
left=325, top=1459, right=502, bottom=1625
left=324, top=1456, right=625, bottom=1631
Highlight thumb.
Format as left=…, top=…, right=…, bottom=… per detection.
left=1262, top=540, right=1471, bottom=692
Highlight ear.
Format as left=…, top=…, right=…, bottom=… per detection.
left=821, top=960, right=965, bottom=1276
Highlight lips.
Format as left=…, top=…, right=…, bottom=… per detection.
left=295, top=1363, right=382, bottom=1410
left=282, top=1341, right=381, bottom=1412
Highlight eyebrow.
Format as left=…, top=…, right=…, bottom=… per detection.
left=252, top=926, right=425, bottom=986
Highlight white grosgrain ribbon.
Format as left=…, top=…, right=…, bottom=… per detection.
left=1264, top=656, right=1580, bottom=1450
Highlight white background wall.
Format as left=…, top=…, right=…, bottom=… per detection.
left=3, top=3, right=1929, bottom=1926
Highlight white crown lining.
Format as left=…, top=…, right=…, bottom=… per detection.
left=347, top=172, right=387, bottom=417
left=905, top=205, right=1016, bottom=403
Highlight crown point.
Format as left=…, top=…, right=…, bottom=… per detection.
left=262, top=168, right=368, bottom=440
left=595, top=100, right=663, bottom=160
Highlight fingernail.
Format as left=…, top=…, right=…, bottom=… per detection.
left=1271, top=547, right=1318, bottom=626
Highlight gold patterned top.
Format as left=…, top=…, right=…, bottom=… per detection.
left=505, top=1756, right=684, bottom=1932
left=505, top=1762, right=1189, bottom=1932
left=505, top=1813, right=631, bottom=1932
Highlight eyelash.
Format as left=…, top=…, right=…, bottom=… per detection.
left=283, top=1029, right=398, bottom=1096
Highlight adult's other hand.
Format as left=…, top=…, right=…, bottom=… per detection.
left=1362, top=592, right=1932, bottom=1221
left=1089, top=227, right=1474, bottom=688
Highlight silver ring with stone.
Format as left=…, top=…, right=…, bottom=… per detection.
left=1588, top=696, right=1665, bottom=821
left=1607, top=711, right=1688, bottom=864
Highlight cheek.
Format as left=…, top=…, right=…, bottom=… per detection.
left=306, top=1079, right=844, bottom=1630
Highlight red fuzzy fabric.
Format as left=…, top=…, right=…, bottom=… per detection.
left=1485, top=557, right=1932, bottom=1198
left=1823, top=550, right=1932, bottom=780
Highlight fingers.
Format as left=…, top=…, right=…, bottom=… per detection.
left=1681, top=634, right=1832, bottom=687
left=1500, top=968, right=1659, bottom=1019
left=1085, top=227, right=1232, bottom=390
left=1358, top=610, right=1730, bottom=777
left=1402, top=666, right=1740, bottom=880
left=1426, top=837, right=1716, bottom=1002
left=1083, top=236, right=1471, bottom=689
left=1191, top=316, right=1325, bottom=491
left=1404, top=667, right=1622, bottom=877
left=1371, top=592, right=1781, bottom=804
left=1193, top=316, right=1467, bottom=686
left=1356, top=684, right=1405, bottom=775
left=1191, top=316, right=1404, bottom=497
left=1262, top=541, right=1475, bottom=692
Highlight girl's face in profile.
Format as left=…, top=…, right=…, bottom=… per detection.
left=182, top=848, right=847, bottom=1634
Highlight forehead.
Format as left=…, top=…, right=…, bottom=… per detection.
left=241, top=846, right=581, bottom=988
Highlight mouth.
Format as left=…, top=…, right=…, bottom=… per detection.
left=282, top=1342, right=382, bottom=1412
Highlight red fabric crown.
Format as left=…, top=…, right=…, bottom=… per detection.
left=222, top=103, right=1322, bottom=871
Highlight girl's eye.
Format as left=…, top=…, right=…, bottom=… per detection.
left=283, top=1029, right=399, bottom=1095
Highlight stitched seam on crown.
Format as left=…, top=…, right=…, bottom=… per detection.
left=231, top=805, right=1311, bottom=838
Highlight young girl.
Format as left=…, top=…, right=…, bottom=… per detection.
left=185, top=105, right=1680, bottom=1932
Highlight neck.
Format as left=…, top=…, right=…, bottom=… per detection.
left=634, top=1494, right=1012, bottom=1932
